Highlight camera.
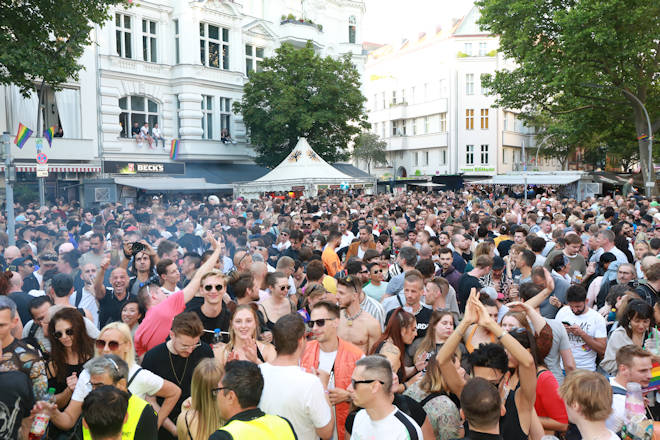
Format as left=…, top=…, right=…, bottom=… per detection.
left=131, top=242, right=146, bottom=255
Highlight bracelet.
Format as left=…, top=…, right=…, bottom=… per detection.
left=402, top=383, right=408, bottom=391
left=497, top=330, right=508, bottom=340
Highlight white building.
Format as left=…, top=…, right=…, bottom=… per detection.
left=1, top=0, right=365, bottom=203
left=361, top=7, right=557, bottom=179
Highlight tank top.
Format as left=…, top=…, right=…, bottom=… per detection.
left=501, top=386, right=528, bottom=440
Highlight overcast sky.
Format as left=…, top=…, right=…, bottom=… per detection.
left=362, top=0, right=475, bottom=45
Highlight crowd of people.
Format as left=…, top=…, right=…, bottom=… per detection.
left=1, top=187, right=660, bottom=440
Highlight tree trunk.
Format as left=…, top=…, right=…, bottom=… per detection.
left=626, top=93, right=654, bottom=194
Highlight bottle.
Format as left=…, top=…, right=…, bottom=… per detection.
left=29, top=387, right=56, bottom=440
left=623, top=382, right=653, bottom=440
left=212, top=328, right=222, bottom=348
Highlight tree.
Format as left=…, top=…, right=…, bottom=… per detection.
left=352, top=132, right=387, bottom=174
left=1, top=0, right=127, bottom=96
left=476, top=0, right=659, bottom=186
left=234, top=42, right=369, bottom=168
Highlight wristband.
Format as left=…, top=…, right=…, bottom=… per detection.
left=497, top=330, right=507, bottom=340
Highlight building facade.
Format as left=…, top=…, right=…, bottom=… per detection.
left=1, top=0, right=365, bottom=203
left=360, top=7, right=557, bottom=179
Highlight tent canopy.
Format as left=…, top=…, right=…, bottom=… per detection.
left=472, top=174, right=582, bottom=185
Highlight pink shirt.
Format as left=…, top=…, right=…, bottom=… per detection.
left=134, top=290, right=185, bottom=356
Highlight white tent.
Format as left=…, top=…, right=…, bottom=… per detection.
left=233, top=138, right=376, bottom=198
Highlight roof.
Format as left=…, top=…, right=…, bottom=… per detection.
left=472, top=174, right=582, bottom=185
left=452, top=6, right=489, bottom=37
left=182, top=163, right=269, bottom=184
left=115, top=177, right=230, bottom=192
left=331, top=163, right=372, bottom=178
left=252, top=138, right=356, bottom=183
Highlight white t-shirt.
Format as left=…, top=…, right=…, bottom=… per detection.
left=259, top=363, right=332, bottom=440
left=69, top=288, right=99, bottom=327
left=555, top=306, right=607, bottom=371
left=72, top=364, right=164, bottom=402
left=351, top=407, right=423, bottom=440
left=605, top=377, right=626, bottom=433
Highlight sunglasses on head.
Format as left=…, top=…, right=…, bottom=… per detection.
left=204, top=284, right=224, bottom=292
left=309, top=317, right=336, bottom=328
left=95, top=339, right=120, bottom=351
left=54, top=328, right=74, bottom=339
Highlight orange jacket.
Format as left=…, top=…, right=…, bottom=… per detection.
left=300, top=338, right=364, bottom=440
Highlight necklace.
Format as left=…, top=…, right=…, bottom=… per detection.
left=168, top=348, right=189, bottom=385
left=344, top=308, right=362, bottom=326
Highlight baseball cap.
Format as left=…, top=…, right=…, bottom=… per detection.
left=15, top=215, right=26, bottom=222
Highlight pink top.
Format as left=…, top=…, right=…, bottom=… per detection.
left=134, top=290, right=185, bottom=356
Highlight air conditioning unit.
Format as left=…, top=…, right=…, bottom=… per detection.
left=94, top=188, right=111, bottom=203
left=63, top=172, right=78, bottom=181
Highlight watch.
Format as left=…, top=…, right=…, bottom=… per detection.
left=497, top=330, right=508, bottom=340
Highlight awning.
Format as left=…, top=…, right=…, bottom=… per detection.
left=115, top=177, right=231, bottom=192
left=472, top=174, right=582, bottom=185
left=408, top=182, right=447, bottom=188
left=1, top=164, right=102, bottom=173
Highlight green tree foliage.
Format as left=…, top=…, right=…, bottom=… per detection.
left=476, top=0, right=659, bottom=184
left=352, top=132, right=387, bottom=174
left=234, top=42, right=369, bottom=168
left=0, top=0, right=127, bottom=96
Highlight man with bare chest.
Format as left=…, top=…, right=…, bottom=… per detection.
left=336, top=276, right=382, bottom=354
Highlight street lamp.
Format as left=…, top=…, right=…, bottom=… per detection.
left=584, top=84, right=654, bottom=198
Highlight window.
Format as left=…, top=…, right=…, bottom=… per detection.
left=245, top=45, right=264, bottom=75
left=464, top=42, right=472, bottom=56
left=466, top=145, right=474, bottom=165
left=348, top=16, right=356, bottom=44
left=415, top=152, right=419, bottom=166
left=174, top=19, right=180, bottom=64
left=409, top=119, right=415, bottom=136
left=439, top=79, right=447, bottom=97
left=503, top=149, right=507, bottom=164
left=465, top=109, right=474, bottom=130
left=466, top=73, right=474, bottom=95
left=441, top=149, right=447, bottom=165
left=392, top=90, right=397, bottom=105
left=424, top=151, right=429, bottom=166
left=119, top=96, right=158, bottom=138
left=220, top=97, right=231, bottom=135
left=115, top=13, right=132, bottom=58
left=401, top=89, right=406, bottom=104
left=480, top=144, right=489, bottom=164
left=373, top=94, right=377, bottom=111
left=411, top=86, right=416, bottom=104
left=142, top=19, right=157, bottom=63
left=201, top=95, right=213, bottom=139
left=414, top=118, right=421, bottom=136
left=439, top=113, right=447, bottom=132
left=200, top=23, right=229, bottom=69
left=479, top=42, right=487, bottom=56
left=424, top=116, right=430, bottom=133
left=381, top=92, right=386, bottom=109
left=480, top=109, right=489, bottom=129
left=381, top=122, right=385, bottom=139
left=401, top=119, right=407, bottom=136
left=175, top=95, right=181, bottom=137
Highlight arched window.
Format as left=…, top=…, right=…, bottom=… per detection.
left=348, top=16, right=356, bottom=44
left=119, top=96, right=159, bottom=138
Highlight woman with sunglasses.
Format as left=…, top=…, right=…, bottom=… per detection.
left=44, top=322, right=182, bottom=434
left=258, top=271, right=296, bottom=331
left=362, top=262, right=388, bottom=302
left=46, top=308, right=94, bottom=411
left=177, top=358, right=225, bottom=440
left=216, top=304, right=276, bottom=366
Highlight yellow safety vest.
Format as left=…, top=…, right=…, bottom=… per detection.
left=82, top=394, right=152, bottom=440
left=218, top=413, right=296, bottom=440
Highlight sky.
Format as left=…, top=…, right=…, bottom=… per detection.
left=362, top=0, right=475, bottom=45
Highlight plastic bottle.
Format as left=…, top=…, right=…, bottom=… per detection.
left=212, top=328, right=222, bottom=348
left=623, top=382, right=653, bottom=440
left=29, top=387, right=56, bottom=440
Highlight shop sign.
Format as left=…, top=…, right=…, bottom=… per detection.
left=103, top=161, right=185, bottom=175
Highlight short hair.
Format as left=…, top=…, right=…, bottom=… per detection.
left=156, top=259, right=175, bottom=277
left=426, top=277, right=449, bottom=294
left=84, top=354, right=129, bottom=383
left=266, top=271, right=287, bottom=287
left=345, top=258, right=364, bottom=276
left=221, top=360, right=264, bottom=409
left=276, top=256, right=294, bottom=270
left=60, top=250, right=80, bottom=269
left=28, top=295, right=53, bottom=312
left=475, top=255, right=493, bottom=269
left=518, top=282, right=542, bottom=302
left=646, top=262, right=660, bottom=282
left=327, top=230, right=342, bottom=241
left=311, top=301, right=340, bottom=318
left=460, top=377, right=501, bottom=429
left=566, top=285, right=587, bottom=303
left=598, top=229, right=615, bottom=244
left=529, top=237, right=546, bottom=253
left=355, top=355, right=393, bottom=394
left=437, top=247, right=453, bottom=257
left=0, top=296, right=17, bottom=319
left=272, top=313, right=305, bottom=355
left=468, top=343, right=508, bottom=374
left=90, top=232, right=105, bottom=242
left=363, top=249, right=380, bottom=262
left=336, top=275, right=361, bottom=292
left=170, top=312, right=204, bottom=338
left=157, top=240, right=177, bottom=258
left=564, top=234, right=582, bottom=245
left=305, top=260, right=325, bottom=282
left=51, top=273, right=74, bottom=298
left=413, top=260, right=434, bottom=278
left=82, top=386, right=129, bottom=440
left=229, top=271, right=254, bottom=299
left=404, top=268, right=425, bottom=285
left=559, top=370, right=612, bottom=421
left=399, top=247, right=418, bottom=267
left=616, top=344, right=652, bottom=370
left=519, top=249, right=536, bottom=268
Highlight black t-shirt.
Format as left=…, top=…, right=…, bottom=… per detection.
left=345, top=394, right=426, bottom=434
left=141, top=342, right=214, bottom=433
left=135, top=400, right=159, bottom=440
left=0, top=371, right=34, bottom=439
left=9, top=291, right=33, bottom=325
left=185, top=302, right=231, bottom=345
left=457, top=274, right=482, bottom=313
left=98, top=288, right=137, bottom=328
left=385, top=305, right=432, bottom=340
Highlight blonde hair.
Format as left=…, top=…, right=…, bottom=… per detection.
left=97, top=322, right=136, bottom=369
left=200, top=269, right=226, bottom=288
left=472, top=242, right=494, bottom=267
left=559, top=370, right=612, bottom=421
left=179, top=359, right=225, bottom=440
left=419, top=349, right=460, bottom=394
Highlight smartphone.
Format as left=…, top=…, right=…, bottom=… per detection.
left=562, top=321, right=571, bottom=326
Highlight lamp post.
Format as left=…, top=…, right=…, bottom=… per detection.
left=2, top=132, right=15, bottom=245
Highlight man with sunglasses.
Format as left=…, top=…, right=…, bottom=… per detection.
left=301, top=301, right=364, bottom=440
left=33, top=252, right=58, bottom=289
left=210, top=360, right=297, bottom=440
left=185, top=268, right=232, bottom=345
left=142, top=312, right=212, bottom=440
left=13, top=257, right=39, bottom=293
left=347, top=355, right=423, bottom=440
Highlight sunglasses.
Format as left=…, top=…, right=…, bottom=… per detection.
left=95, top=339, right=121, bottom=351
left=21, top=262, right=35, bottom=267
left=351, top=379, right=384, bottom=387
left=211, top=386, right=230, bottom=396
left=204, top=284, right=224, bottom=292
left=41, top=254, right=58, bottom=261
left=309, top=317, right=336, bottom=328
left=54, top=328, right=74, bottom=339
left=372, top=269, right=382, bottom=274
left=277, top=285, right=289, bottom=291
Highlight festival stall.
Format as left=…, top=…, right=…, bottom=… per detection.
left=233, top=138, right=376, bottom=199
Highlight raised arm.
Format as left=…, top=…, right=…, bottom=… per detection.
left=93, top=257, right=110, bottom=301
left=524, top=268, right=555, bottom=310
left=507, top=301, right=546, bottom=337
left=182, top=233, right=222, bottom=303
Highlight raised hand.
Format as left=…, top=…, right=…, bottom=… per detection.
left=66, top=372, right=78, bottom=392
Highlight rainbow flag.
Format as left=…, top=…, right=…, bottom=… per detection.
left=170, top=139, right=179, bottom=160
left=44, top=126, right=55, bottom=147
left=13, top=123, right=33, bottom=149
left=644, top=362, right=660, bottom=392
